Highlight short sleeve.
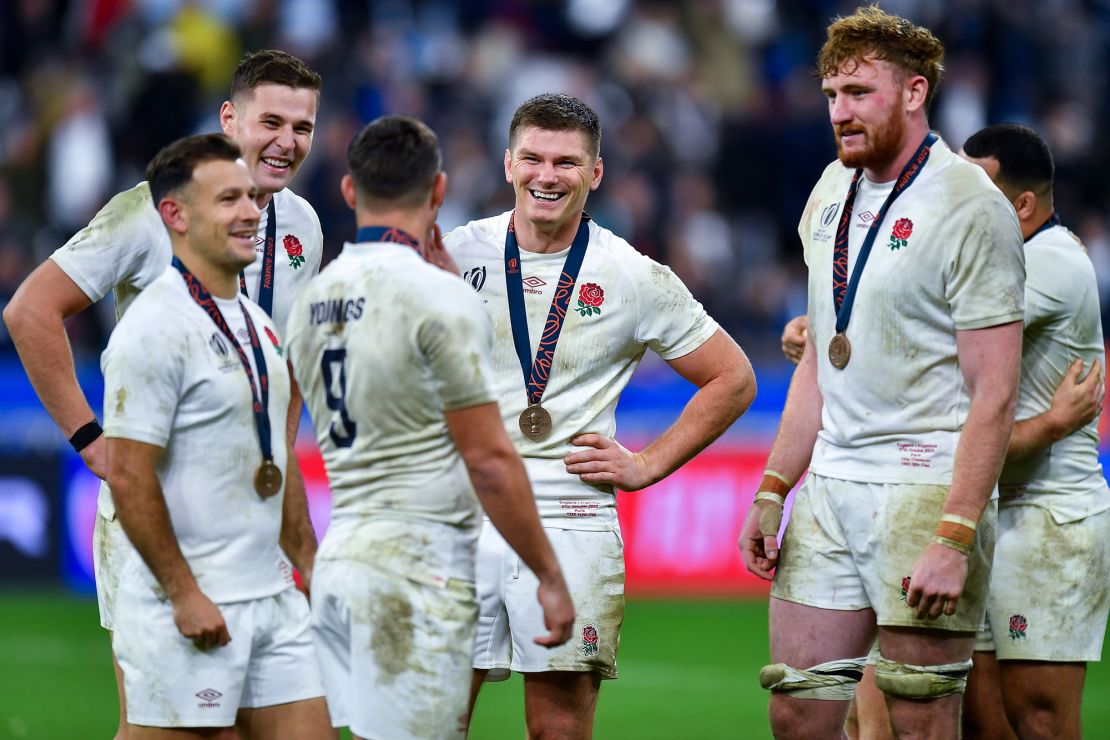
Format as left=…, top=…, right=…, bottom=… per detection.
left=945, top=195, right=1025, bottom=330
left=49, top=183, right=165, bottom=303
left=1021, top=247, right=1064, bottom=330
left=417, top=280, right=497, bottom=412
left=633, top=258, right=719, bottom=360
left=101, top=309, right=183, bottom=447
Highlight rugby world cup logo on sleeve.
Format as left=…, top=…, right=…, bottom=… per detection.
left=580, top=624, right=600, bottom=657
left=283, top=234, right=306, bottom=269
left=1008, top=614, right=1028, bottom=641
left=576, top=283, right=604, bottom=317
left=888, top=218, right=913, bottom=250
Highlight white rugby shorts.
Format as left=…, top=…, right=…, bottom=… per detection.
left=93, top=509, right=129, bottom=631
left=113, top=582, right=322, bottom=728
left=311, top=558, right=478, bottom=740
left=473, top=523, right=624, bottom=680
left=771, top=474, right=995, bottom=632
left=975, top=505, right=1110, bottom=661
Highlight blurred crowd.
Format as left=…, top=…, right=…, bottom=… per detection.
left=2, top=0, right=1110, bottom=364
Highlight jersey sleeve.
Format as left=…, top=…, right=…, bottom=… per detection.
left=1021, top=245, right=1066, bottom=330
left=417, top=279, right=497, bottom=412
left=632, top=257, right=719, bottom=360
left=49, top=183, right=165, bottom=303
left=945, top=194, right=1026, bottom=330
left=101, top=307, right=183, bottom=447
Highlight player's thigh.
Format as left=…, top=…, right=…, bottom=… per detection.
left=113, top=579, right=249, bottom=729
left=94, top=507, right=130, bottom=631
left=238, top=589, right=325, bottom=717
left=989, top=505, right=1110, bottom=662
left=864, top=484, right=994, bottom=633
left=523, top=671, right=602, bottom=737
left=504, top=527, right=624, bottom=678
left=877, top=626, right=975, bottom=737
left=770, top=475, right=870, bottom=611
left=473, top=523, right=514, bottom=679
left=236, top=696, right=332, bottom=740
left=998, top=661, right=1086, bottom=730
left=126, top=727, right=233, bottom=739
left=311, top=559, right=476, bottom=740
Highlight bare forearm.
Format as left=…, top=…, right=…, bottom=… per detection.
left=640, top=367, right=755, bottom=486
left=947, top=394, right=1018, bottom=521
left=765, top=349, right=823, bottom=484
left=1007, top=413, right=1067, bottom=463
left=6, top=301, right=96, bottom=436
left=111, top=472, right=198, bottom=601
left=279, top=385, right=316, bottom=574
left=471, top=451, right=561, bottom=583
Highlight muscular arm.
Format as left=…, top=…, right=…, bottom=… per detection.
left=1007, top=358, right=1102, bottom=462
left=445, top=401, right=574, bottom=647
left=108, top=437, right=229, bottom=647
left=563, top=329, right=756, bottom=490
left=3, top=261, right=105, bottom=476
left=279, top=371, right=317, bottom=590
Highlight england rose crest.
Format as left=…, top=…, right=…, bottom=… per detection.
left=1008, top=614, right=1028, bottom=641
left=284, top=234, right=306, bottom=269
left=580, top=624, right=600, bottom=657
left=900, top=576, right=911, bottom=603
left=576, top=283, right=604, bottom=317
left=889, top=218, right=913, bottom=250
left=264, top=326, right=283, bottom=357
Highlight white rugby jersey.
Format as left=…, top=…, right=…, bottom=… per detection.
left=50, top=182, right=322, bottom=517
left=998, top=223, right=1110, bottom=523
left=285, top=240, right=496, bottom=587
left=101, top=265, right=292, bottom=604
left=445, top=212, right=719, bottom=530
left=801, top=138, right=1026, bottom=484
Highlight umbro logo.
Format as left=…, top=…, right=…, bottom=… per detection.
left=858, top=211, right=876, bottom=223
left=196, top=688, right=222, bottom=708
left=522, top=275, right=547, bottom=295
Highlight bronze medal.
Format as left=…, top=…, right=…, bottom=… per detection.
left=254, top=460, right=283, bottom=499
left=518, top=404, right=552, bottom=441
left=828, top=333, right=851, bottom=369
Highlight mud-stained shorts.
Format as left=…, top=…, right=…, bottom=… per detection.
left=113, top=582, right=322, bottom=728
left=771, top=474, right=995, bottom=632
left=474, top=524, right=625, bottom=681
left=93, top=509, right=130, bottom=631
left=974, top=505, right=1110, bottom=661
left=311, top=559, right=477, bottom=740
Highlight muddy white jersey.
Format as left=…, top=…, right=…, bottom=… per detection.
left=50, top=182, right=321, bottom=518
left=285, top=240, right=496, bottom=587
left=998, top=223, right=1110, bottom=523
left=101, top=266, right=292, bottom=604
left=800, top=138, right=1026, bottom=484
left=445, top=212, right=718, bottom=530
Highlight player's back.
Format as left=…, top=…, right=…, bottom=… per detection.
left=287, top=240, right=496, bottom=539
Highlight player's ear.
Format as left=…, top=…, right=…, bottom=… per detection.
left=340, top=174, right=358, bottom=211
left=904, top=75, right=928, bottom=113
left=430, top=171, right=447, bottom=210
left=504, top=148, right=512, bottom=183
left=157, top=198, right=188, bottom=236
left=590, top=156, right=604, bottom=192
left=219, top=100, right=237, bottom=136
left=1013, top=190, right=1037, bottom=221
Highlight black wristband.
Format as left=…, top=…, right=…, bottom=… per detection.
left=69, top=420, right=103, bottom=452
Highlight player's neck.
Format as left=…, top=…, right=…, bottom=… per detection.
left=174, top=250, right=239, bottom=299
left=864, top=120, right=932, bottom=183
left=354, top=210, right=429, bottom=254
left=514, top=212, right=583, bottom=254
left=255, top=190, right=277, bottom=209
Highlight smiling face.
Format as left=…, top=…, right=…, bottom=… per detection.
left=220, top=83, right=318, bottom=197
left=180, top=158, right=261, bottom=273
left=504, top=126, right=603, bottom=237
left=823, top=58, right=913, bottom=177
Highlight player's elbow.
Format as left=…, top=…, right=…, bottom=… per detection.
left=464, top=444, right=526, bottom=502
left=2, top=292, right=29, bottom=339
left=720, top=355, right=757, bottom=422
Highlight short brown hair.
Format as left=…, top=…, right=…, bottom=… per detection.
left=146, top=134, right=242, bottom=206
left=509, top=93, right=601, bottom=159
left=230, top=49, right=321, bottom=102
left=347, top=116, right=442, bottom=209
left=817, top=5, right=945, bottom=109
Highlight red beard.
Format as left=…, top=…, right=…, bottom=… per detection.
left=835, top=105, right=906, bottom=174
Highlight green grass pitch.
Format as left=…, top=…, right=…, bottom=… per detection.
left=1, top=593, right=1108, bottom=738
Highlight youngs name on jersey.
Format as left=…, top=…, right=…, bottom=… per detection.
left=308, top=297, right=366, bottom=326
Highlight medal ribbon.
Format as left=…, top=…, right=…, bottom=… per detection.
left=355, top=226, right=421, bottom=250
left=176, top=257, right=273, bottom=465
left=832, top=132, right=937, bottom=334
left=505, top=212, right=591, bottom=406
left=1026, top=212, right=1060, bottom=243
left=238, top=199, right=277, bottom=316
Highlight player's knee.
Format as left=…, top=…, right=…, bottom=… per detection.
left=759, top=657, right=865, bottom=700
left=873, top=655, right=972, bottom=700
left=1004, top=688, right=1078, bottom=740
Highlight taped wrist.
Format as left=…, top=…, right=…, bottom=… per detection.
left=873, top=655, right=973, bottom=699
left=759, top=657, right=866, bottom=700
left=933, top=513, right=976, bottom=555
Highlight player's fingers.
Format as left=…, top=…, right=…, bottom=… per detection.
left=1067, top=358, right=1085, bottom=383
left=565, top=458, right=613, bottom=473
left=942, top=597, right=958, bottom=616
left=576, top=472, right=618, bottom=484
left=905, top=583, right=922, bottom=608
left=562, top=448, right=608, bottom=465
left=762, top=535, right=779, bottom=561
left=569, top=433, right=609, bottom=449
